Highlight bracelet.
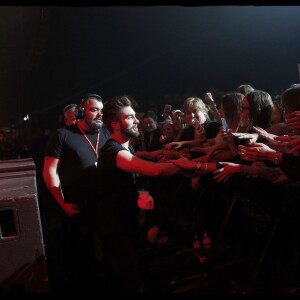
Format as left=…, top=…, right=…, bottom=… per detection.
left=273, top=152, right=280, bottom=165
left=196, top=162, right=202, bottom=170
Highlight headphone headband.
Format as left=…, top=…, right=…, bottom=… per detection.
left=81, top=93, right=102, bottom=105
left=77, top=93, right=102, bottom=119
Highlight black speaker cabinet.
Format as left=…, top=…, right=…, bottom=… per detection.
left=0, top=158, right=49, bottom=293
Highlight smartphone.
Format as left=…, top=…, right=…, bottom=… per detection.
left=221, top=117, right=228, bottom=131
left=234, top=137, right=250, bottom=146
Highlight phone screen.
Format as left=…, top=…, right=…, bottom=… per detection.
left=221, top=118, right=228, bottom=131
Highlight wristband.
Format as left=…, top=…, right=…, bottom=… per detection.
left=273, top=152, right=281, bottom=165
left=196, top=162, right=202, bottom=170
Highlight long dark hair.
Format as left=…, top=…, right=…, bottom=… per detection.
left=246, top=90, right=274, bottom=132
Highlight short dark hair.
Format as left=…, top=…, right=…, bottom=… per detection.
left=102, top=96, right=132, bottom=132
left=81, top=93, right=102, bottom=104
left=142, top=110, right=158, bottom=122
left=235, top=84, right=255, bottom=96
left=77, top=93, right=102, bottom=119
left=282, top=85, right=300, bottom=113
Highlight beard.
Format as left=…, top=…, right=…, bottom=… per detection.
left=86, top=118, right=102, bottom=130
left=121, top=125, right=140, bottom=139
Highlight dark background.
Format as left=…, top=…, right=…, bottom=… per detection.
left=1, top=5, right=300, bottom=129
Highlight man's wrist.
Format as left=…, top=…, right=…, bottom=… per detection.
left=195, top=162, right=202, bottom=170
left=272, top=151, right=282, bottom=165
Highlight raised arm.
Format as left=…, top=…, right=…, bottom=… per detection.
left=204, top=92, right=222, bottom=124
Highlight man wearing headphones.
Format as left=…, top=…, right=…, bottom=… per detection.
left=43, top=93, right=110, bottom=292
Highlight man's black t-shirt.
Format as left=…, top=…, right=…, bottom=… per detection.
left=96, top=139, right=139, bottom=236
left=45, top=124, right=110, bottom=213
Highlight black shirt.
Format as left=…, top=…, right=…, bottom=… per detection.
left=96, top=139, right=140, bottom=236
left=180, top=119, right=221, bottom=142
left=45, top=124, right=110, bottom=213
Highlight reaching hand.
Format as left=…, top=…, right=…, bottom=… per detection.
left=215, top=130, right=229, bottom=147
left=168, top=156, right=194, bottom=169
left=164, top=141, right=184, bottom=150
left=191, top=176, right=201, bottom=190
left=204, top=92, right=215, bottom=107
left=62, top=203, right=80, bottom=217
left=274, top=135, right=300, bottom=155
left=238, top=142, right=274, bottom=161
left=178, top=148, right=193, bottom=160
left=232, top=132, right=259, bottom=144
left=284, top=111, right=300, bottom=131
left=252, top=125, right=279, bottom=144
left=213, top=162, right=240, bottom=183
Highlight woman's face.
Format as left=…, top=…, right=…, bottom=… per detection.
left=162, top=123, right=175, bottom=140
left=171, top=114, right=183, bottom=131
left=239, top=97, right=250, bottom=128
left=185, top=105, right=206, bottom=126
left=143, top=117, right=157, bottom=133
left=271, top=105, right=283, bottom=125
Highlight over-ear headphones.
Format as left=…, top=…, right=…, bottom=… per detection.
left=77, top=93, right=102, bottom=119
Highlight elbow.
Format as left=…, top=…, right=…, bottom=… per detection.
left=42, top=169, right=49, bottom=184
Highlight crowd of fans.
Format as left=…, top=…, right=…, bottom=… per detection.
left=1, top=82, right=300, bottom=293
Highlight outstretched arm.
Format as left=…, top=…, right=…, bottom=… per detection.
left=274, top=135, right=300, bottom=155
left=116, top=150, right=181, bottom=177
left=213, top=161, right=289, bottom=184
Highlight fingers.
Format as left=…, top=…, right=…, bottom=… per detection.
left=274, top=135, right=289, bottom=141
left=217, top=161, right=230, bottom=167
left=213, top=171, right=227, bottom=183
left=253, top=125, right=263, bottom=132
left=288, top=145, right=300, bottom=154
left=213, top=167, right=223, bottom=174
left=213, top=168, right=224, bottom=176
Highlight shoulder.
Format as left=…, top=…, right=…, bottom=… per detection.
left=53, top=126, right=81, bottom=143
left=103, top=139, right=121, bottom=151
left=56, top=125, right=78, bottom=135
left=100, top=139, right=129, bottom=158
